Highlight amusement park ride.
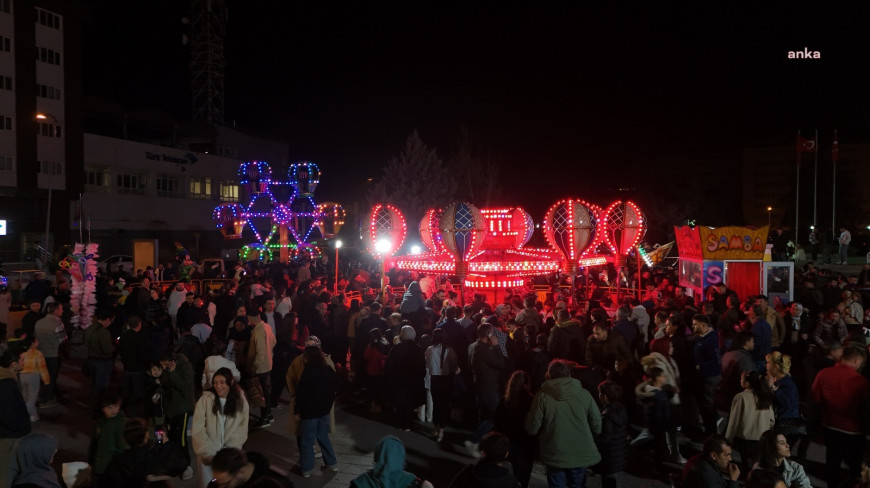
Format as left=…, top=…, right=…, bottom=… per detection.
left=212, top=161, right=345, bottom=262
left=213, top=161, right=649, bottom=304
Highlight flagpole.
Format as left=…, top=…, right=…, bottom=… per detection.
left=795, top=130, right=801, bottom=247
left=813, top=129, right=818, bottom=228
left=832, top=129, right=838, bottom=241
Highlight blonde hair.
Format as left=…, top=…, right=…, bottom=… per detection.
left=766, top=351, right=791, bottom=375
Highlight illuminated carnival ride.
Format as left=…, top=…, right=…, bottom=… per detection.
left=361, top=199, right=647, bottom=303
left=212, top=161, right=345, bottom=262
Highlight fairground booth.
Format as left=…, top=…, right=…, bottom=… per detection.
left=674, top=225, right=795, bottom=306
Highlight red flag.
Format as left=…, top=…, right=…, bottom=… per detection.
left=832, top=130, right=839, bottom=164
left=797, top=135, right=816, bottom=153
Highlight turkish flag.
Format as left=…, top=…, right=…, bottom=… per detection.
left=797, top=135, right=816, bottom=153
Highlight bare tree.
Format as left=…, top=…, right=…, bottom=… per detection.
left=367, top=130, right=456, bottom=224
left=448, top=128, right=503, bottom=207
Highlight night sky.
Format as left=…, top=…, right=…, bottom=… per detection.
left=82, top=2, right=870, bottom=216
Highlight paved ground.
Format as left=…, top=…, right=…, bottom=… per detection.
left=31, top=357, right=840, bottom=488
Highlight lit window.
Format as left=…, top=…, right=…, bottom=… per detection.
left=189, top=177, right=213, bottom=199
left=219, top=181, right=239, bottom=202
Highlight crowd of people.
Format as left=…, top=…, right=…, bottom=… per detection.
left=1, top=255, right=870, bottom=488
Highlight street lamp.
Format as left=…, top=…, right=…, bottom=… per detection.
left=333, top=239, right=342, bottom=294
left=375, top=238, right=392, bottom=295
left=767, top=206, right=772, bottom=228
left=410, top=244, right=422, bottom=255
left=36, top=113, right=58, bottom=272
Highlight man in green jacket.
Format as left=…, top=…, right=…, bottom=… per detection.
left=526, top=358, right=601, bottom=488
left=159, top=351, right=195, bottom=446
left=85, top=308, right=115, bottom=403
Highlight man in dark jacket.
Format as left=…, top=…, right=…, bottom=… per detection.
left=19, top=300, right=42, bottom=340
left=692, top=314, right=722, bottom=437
left=450, top=432, right=520, bottom=488
left=0, top=349, right=30, bottom=486
left=548, top=309, right=586, bottom=364
left=159, top=351, right=195, bottom=446
left=85, top=308, right=116, bottom=403
left=682, top=435, right=740, bottom=488
left=118, top=316, right=150, bottom=415
left=466, top=323, right=505, bottom=457
left=585, top=323, right=631, bottom=376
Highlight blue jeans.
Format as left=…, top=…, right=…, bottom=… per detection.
left=472, top=391, right=500, bottom=443
left=839, top=244, right=848, bottom=263
left=546, top=466, right=586, bottom=488
left=299, top=414, right=337, bottom=473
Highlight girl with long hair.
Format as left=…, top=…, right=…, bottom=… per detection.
left=754, top=429, right=812, bottom=488
left=725, top=370, right=776, bottom=468
left=192, top=367, right=249, bottom=487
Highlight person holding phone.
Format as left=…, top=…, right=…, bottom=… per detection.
left=682, top=434, right=740, bottom=488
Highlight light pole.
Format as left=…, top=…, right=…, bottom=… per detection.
left=767, top=206, right=772, bottom=228
left=36, top=113, right=57, bottom=272
left=333, top=239, right=342, bottom=294
left=375, top=238, right=392, bottom=297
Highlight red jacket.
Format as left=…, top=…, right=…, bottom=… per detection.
left=811, top=363, right=870, bottom=434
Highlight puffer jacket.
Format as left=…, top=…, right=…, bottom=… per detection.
left=525, top=376, right=602, bottom=468
left=596, top=401, right=628, bottom=474
left=191, top=391, right=249, bottom=459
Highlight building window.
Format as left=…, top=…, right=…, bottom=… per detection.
left=0, top=0, right=11, bottom=14
left=189, top=176, right=212, bottom=199
left=35, top=7, right=61, bottom=29
left=117, top=172, right=147, bottom=196
left=36, top=46, right=61, bottom=65
left=38, top=160, right=63, bottom=175
left=0, top=36, right=10, bottom=52
left=84, top=167, right=111, bottom=192
left=219, top=180, right=239, bottom=202
left=155, top=174, right=182, bottom=197
left=37, top=84, right=61, bottom=100
left=0, top=115, right=11, bottom=131
left=0, top=155, right=13, bottom=171
left=37, top=122, right=61, bottom=137
left=0, top=75, right=11, bottom=91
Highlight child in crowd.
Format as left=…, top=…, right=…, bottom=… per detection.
left=17, top=335, right=50, bottom=422
left=597, top=380, right=628, bottom=488
left=145, top=361, right=166, bottom=427
left=634, top=367, right=674, bottom=465
left=89, top=389, right=127, bottom=487
left=364, top=328, right=389, bottom=413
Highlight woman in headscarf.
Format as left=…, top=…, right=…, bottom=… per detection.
left=350, top=436, right=433, bottom=488
left=400, top=282, right=428, bottom=332
left=9, top=433, right=61, bottom=488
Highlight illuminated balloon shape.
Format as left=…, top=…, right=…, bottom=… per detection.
left=510, top=207, right=535, bottom=248
left=315, top=202, right=346, bottom=238
left=238, top=161, right=271, bottom=194
left=419, top=208, right=444, bottom=253
left=213, top=203, right=246, bottom=239
left=439, top=202, right=486, bottom=265
left=288, top=161, right=321, bottom=196
left=599, top=200, right=647, bottom=261
left=362, top=204, right=407, bottom=259
left=543, top=199, right=597, bottom=272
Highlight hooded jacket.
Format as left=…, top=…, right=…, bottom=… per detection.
left=525, top=376, right=602, bottom=468
left=351, top=435, right=420, bottom=488
left=400, top=282, right=426, bottom=314
left=9, top=433, right=61, bottom=488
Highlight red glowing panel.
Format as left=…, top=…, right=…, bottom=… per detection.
left=600, top=200, right=647, bottom=256
left=363, top=204, right=407, bottom=259
left=419, top=207, right=444, bottom=253
left=543, top=199, right=596, bottom=262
